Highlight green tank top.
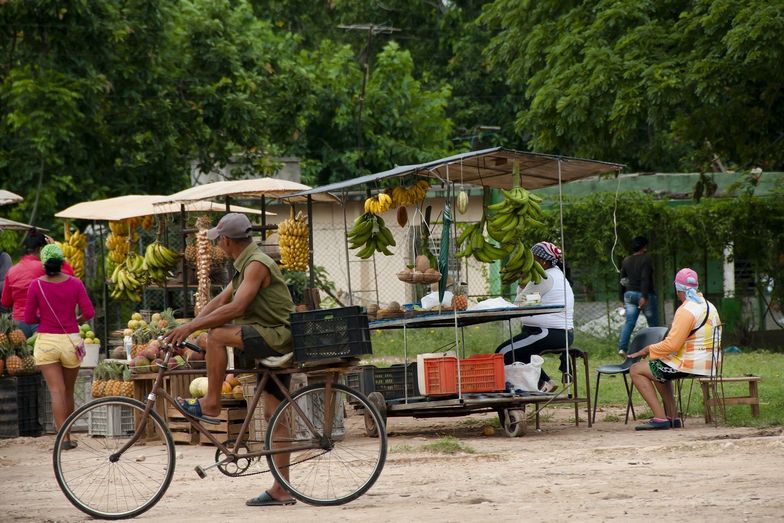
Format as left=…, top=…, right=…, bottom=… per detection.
left=231, top=243, right=294, bottom=354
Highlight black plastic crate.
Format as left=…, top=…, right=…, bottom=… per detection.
left=345, top=365, right=375, bottom=396
left=290, top=306, right=372, bottom=363
left=373, top=363, right=419, bottom=400
left=0, top=374, right=42, bottom=438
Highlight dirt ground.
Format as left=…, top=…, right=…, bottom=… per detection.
left=1, top=405, right=783, bottom=522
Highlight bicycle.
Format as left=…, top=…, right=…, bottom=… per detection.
left=52, top=341, right=388, bottom=520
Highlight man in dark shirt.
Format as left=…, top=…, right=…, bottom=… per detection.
left=618, top=236, right=659, bottom=355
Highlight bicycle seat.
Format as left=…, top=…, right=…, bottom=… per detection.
left=260, top=352, right=294, bottom=368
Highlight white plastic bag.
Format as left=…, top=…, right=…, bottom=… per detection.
left=504, top=355, right=544, bottom=392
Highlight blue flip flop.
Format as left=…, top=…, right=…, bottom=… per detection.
left=176, top=398, right=220, bottom=425
left=245, top=491, right=297, bottom=507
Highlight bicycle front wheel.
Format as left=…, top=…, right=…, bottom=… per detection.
left=266, top=383, right=387, bottom=506
left=53, top=397, right=175, bottom=520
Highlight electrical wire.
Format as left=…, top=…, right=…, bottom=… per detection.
left=609, top=169, right=623, bottom=273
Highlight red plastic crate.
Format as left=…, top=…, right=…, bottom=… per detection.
left=422, top=354, right=505, bottom=395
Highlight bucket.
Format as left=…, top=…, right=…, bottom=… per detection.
left=81, top=344, right=101, bottom=368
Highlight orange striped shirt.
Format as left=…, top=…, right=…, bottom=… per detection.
left=647, top=295, right=721, bottom=376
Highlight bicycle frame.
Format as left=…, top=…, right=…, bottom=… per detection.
left=111, top=349, right=343, bottom=467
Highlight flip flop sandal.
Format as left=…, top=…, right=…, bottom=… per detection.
left=245, top=491, right=297, bottom=507
left=62, top=441, right=78, bottom=451
left=176, top=398, right=220, bottom=425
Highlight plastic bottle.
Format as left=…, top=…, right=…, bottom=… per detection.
left=123, top=335, right=133, bottom=361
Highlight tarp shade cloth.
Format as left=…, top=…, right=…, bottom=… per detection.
left=0, top=217, right=47, bottom=231
left=288, top=147, right=624, bottom=199
left=55, top=195, right=267, bottom=221
left=164, top=177, right=337, bottom=203
left=0, top=190, right=23, bottom=206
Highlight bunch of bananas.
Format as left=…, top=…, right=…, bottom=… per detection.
left=140, top=215, right=154, bottom=230
left=363, top=193, right=393, bottom=215
left=143, top=241, right=180, bottom=285
left=457, top=190, right=469, bottom=214
left=278, top=209, right=309, bottom=271
left=485, top=187, right=545, bottom=245
left=110, top=252, right=146, bottom=302
left=499, top=240, right=548, bottom=286
left=455, top=222, right=508, bottom=263
left=347, top=213, right=396, bottom=258
left=390, top=180, right=430, bottom=207
left=57, top=227, right=87, bottom=279
left=106, top=220, right=139, bottom=264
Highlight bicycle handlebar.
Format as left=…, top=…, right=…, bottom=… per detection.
left=158, top=337, right=204, bottom=353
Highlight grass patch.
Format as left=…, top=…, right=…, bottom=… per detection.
left=422, top=436, right=475, bottom=455
left=603, top=414, right=621, bottom=423
left=390, top=444, right=414, bottom=453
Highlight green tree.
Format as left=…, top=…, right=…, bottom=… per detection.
left=481, top=0, right=784, bottom=171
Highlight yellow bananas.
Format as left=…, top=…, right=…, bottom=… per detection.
left=279, top=208, right=309, bottom=272
left=143, top=241, right=180, bottom=285
left=390, top=180, right=430, bottom=207
left=110, top=252, right=145, bottom=302
left=56, top=226, right=87, bottom=279
left=363, top=193, right=393, bottom=215
left=347, top=213, right=396, bottom=258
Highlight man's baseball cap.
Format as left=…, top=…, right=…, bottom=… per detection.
left=206, top=213, right=252, bottom=240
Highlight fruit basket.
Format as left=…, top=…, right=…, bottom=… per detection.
left=397, top=270, right=441, bottom=284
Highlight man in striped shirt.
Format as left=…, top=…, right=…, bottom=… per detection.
left=629, top=268, right=721, bottom=430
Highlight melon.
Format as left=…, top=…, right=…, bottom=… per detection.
left=232, top=385, right=244, bottom=400
left=189, top=377, right=209, bottom=398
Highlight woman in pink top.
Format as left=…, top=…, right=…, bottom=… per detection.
left=629, top=268, right=721, bottom=431
left=25, top=244, right=94, bottom=450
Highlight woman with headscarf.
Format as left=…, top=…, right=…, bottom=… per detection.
left=495, top=241, right=574, bottom=392
left=1, top=229, right=74, bottom=336
left=628, top=268, right=721, bottom=430
left=24, top=244, right=94, bottom=449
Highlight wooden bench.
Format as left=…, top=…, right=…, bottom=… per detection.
left=698, top=376, right=761, bottom=423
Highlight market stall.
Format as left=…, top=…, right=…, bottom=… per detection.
left=285, top=147, right=624, bottom=436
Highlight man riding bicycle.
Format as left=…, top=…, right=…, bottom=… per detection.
left=163, top=212, right=297, bottom=507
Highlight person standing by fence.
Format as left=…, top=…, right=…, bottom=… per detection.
left=618, top=236, right=659, bottom=356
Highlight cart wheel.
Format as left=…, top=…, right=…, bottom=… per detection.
left=364, top=392, right=387, bottom=438
left=502, top=408, right=527, bottom=438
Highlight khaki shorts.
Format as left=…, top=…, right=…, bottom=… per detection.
left=34, top=333, right=82, bottom=369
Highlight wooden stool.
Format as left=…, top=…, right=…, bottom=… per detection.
left=536, top=347, right=591, bottom=428
left=698, top=376, right=761, bottom=423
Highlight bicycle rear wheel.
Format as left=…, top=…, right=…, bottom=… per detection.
left=266, top=383, right=387, bottom=506
left=53, top=397, right=175, bottom=520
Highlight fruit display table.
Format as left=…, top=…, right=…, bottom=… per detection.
left=132, top=368, right=207, bottom=439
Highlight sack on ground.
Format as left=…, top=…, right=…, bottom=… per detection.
left=504, top=355, right=543, bottom=392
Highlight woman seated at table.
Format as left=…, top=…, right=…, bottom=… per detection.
left=494, top=241, right=574, bottom=392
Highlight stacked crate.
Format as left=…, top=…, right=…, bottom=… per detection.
left=38, top=369, right=93, bottom=433
left=0, top=375, right=42, bottom=438
left=166, top=403, right=247, bottom=445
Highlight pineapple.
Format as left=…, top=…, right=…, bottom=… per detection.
left=121, top=367, right=134, bottom=397
left=6, top=348, right=23, bottom=376
left=8, top=328, right=27, bottom=349
left=105, top=362, right=126, bottom=396
left=0, top=313, right=13, bottom=348
left=18, top=345, right=37, bottom=374
left=453, top=285, right=468, bottom=311
left=91, top=362, right=109, bottom=398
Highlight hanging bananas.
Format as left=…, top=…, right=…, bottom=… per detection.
left=279, top=208, right=309, bottom=271
left=106, top=220, right=139, bottom=265
left=485, top=187, right=545, bottom=245
left=454, top=222, right=509, bottom=263
left=347, top=213, right=396, bottom=258
left=390, top=180, right=430, bottom=207
left=143, top=241, right=180, bottom=285
left=56, top=226, right=87, bottom=279
left=363, top=193, right=393, bottom=215
left=110, top=252, right=146, bottom=302
left=498, top=240, right=548, bottom=286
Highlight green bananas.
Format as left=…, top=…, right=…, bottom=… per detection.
left=455, top=221, right=508, bottom=263
left=110, top=252, right=146, bottom=302
left=499, top=240, right=548, bottom=286
left=486, top=187, right=544, bottom=244
left=143, top=241, right=180, bottom=286
left=347, top=212, right=396, bottom=259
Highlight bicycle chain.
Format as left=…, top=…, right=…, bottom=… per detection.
left=228, top=448, right=331, bottom=477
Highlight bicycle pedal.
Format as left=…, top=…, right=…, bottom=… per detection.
left=194, top=466, right=207, bottom=479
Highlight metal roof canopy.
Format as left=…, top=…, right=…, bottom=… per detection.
left=55, top=195, right=268, bottom=221
left=163, top=177, right=338, bottom=203
left=0, top=217, right=48, bottom=231
left=289, top=148, right=624, bottom=199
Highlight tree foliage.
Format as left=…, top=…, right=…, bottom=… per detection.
left=481, top=0, right=784, bottom=171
